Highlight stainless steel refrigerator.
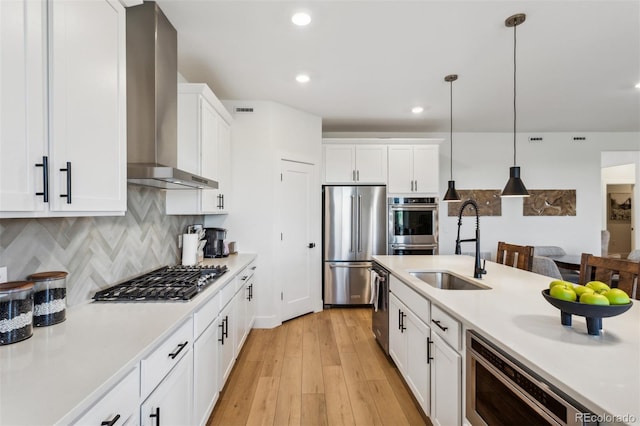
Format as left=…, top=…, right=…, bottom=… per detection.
left=323, top=185, right=387, bottom=305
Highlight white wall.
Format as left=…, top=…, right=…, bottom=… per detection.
left=206, top=101, right=322, bottom=328
left=326, top=131, right=640, bottom=259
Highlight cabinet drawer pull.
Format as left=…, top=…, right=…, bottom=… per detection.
left=399, top=310, right=407, bottom=332
left=432, top=319, right=448, bottom=332
left=426, top=337, right=434, bottom=364
left=59, top=161, right=72, bottom=204
left=101, top=414, right=121, bottom=426
left=168, top=341, right=188, bottom=359
left=223, top=315, right=229, bottom=338
left=35, top=156, right=49, bottom=202
left=221, top=194, right=224, bottom=209
left=149, top=407, right=160, bottom=426
left=356, top=170, right=359, bottom=181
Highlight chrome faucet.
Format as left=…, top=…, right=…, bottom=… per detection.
left=455, top=199, right=487, bottom=279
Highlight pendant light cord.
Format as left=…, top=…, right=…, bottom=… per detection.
left=450, top=79, right=454, bottom=180
left=513, top=22, right=517, bottom=166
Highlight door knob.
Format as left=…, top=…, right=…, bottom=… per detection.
left=308, top=243, right=316, bottom=248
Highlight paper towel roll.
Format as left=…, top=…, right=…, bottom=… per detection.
left=181, top=233, right=199, bottom=266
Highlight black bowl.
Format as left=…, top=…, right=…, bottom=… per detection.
left=541, top=289, right=633, bottom=336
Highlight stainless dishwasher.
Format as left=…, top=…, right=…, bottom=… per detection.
left=371, top=261, right=389, bottom=355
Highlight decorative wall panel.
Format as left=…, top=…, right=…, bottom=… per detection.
left=0, top=186, right=202, bottom=306
left=447, top=190, right=502, bottom=217
left=523, top=190, right=576, bottom=216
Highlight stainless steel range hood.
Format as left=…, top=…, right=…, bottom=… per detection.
left=126, top=2, right=218, bottom=190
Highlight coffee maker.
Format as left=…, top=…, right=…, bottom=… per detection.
left=204, top=228, right=228, bottom=258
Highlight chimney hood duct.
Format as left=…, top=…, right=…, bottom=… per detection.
left=126, top=2, right=218, bottom=190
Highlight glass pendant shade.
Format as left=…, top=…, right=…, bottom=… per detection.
left=501, top=166, right=529, bottom=197
left=443, top=180, right=461, bottom=201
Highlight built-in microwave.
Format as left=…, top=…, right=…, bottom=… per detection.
left=466, top=331, right=597, bottom=426
left=388, top=197, right=438, bottom=254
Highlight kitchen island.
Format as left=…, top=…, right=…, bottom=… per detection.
left=373, top=255, right=640, bottom=426
left=0, top=253, right=256, bottom=425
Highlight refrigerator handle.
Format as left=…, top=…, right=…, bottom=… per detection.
left=350, top=194, right=356, bottom=252
left=357, top=194, right=362, bottom=252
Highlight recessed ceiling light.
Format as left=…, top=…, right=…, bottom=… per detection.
left=296, top=74, right=310, bottom=83
left=635, top=82, right=640, bottom=89
left=412, top=106, right=424, bottom=114
left=291, top=12, right=311, bottom=26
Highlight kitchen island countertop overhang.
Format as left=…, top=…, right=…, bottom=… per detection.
left=373, top=254, right=640, bottom=425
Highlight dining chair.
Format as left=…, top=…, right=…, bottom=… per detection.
left=579, top=253, right=640, bottom=300
left=531, top=256, right=563, bottom=280
left=627, top=250, right=640, bottom=262
left=496, top=242, right=534, bottom=271
left=533, top=246, right=566, bottom=257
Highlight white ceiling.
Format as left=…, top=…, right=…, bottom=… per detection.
left=156, top=0, right=640, bottom=133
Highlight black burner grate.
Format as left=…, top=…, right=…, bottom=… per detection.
left=93, top=265, right=228, bottom=302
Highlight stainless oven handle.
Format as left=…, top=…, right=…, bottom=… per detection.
left=391, top=244, right=438, bottom=249
left=389, top=205, right=437, bottom=211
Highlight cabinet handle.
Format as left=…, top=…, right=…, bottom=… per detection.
left=251, top=266, right=257, bottom=270
left=218, top=321, right=225, bottom=344
left=101, top=414, right=121, bottom=426
left=414, top=180, right=418, bottom=192
left=249, top=283, right=253, bottom=301
left=35, top=156, right=49, bottom=202
left=149, top=407, right=160, bottom=426
left=352, top=170, right=356, bottom=181
left=168, top=341, right=188, bottom=359
left=59, top=161, right=72, bottom=204
left=399, top=310, right=406, bottom=332
left=221, top=194, right=224, bottom=209
left=431, top=319, right=448, bottom=332
left=356, top=170, right=359, bottom=181
left=427, top=337, right=434, bottom=364
left=410, top=180, right=414, bottom=191
left=223, top=315, right=229, bottom=338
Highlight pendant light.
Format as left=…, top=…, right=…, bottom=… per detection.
left=443, top=74, right=461, bottom=202
left=501, top=13, right=530, bottom=197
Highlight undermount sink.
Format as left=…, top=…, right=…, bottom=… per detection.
left=409, top=271, right=491, bottom=290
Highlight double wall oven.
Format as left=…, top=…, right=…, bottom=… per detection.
left=388, top=197, right=438, bottom=255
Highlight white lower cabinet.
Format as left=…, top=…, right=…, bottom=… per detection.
left=233, top=287, right=247, bottom=356
left=389, top=293, right=431, bottom=416
left=389, top=276, right=463, bottom=425
left=218, top=299, right=235, bottom=389
left=72, top=366, right=139, bottom=425
left=193, top=292, right=221, bottom=426
left=141, top=349, right=193, bottom=426
left=430, top=332, right=462, bottom=426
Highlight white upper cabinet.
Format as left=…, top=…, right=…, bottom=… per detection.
left=388, top=144, right=439, bottom=195
left=166, top=83, right=233, bottom=215
left=323, top=141, right=387, bottom=184
left=1, top=0, right=127, bottom=217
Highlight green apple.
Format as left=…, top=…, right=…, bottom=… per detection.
left=603, top=288, right=631, bottom=305
left=550, top=285, right=577, bottom=302
left=549, top=280, right=573, bottom=290
left=585, top=281, right=611, bottom=294
left=579, top=292, right=610, bottom=305
left=573, top=285, right=595, bottom=298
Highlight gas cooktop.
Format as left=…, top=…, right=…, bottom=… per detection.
left=93, top=265, right=228, bottom=302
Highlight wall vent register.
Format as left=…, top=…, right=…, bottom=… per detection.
left=93, top=265, right=227, bottom=302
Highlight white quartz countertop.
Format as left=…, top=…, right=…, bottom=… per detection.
left=373, top=255, right=640, bottom=425
left=0, top=253, right=256, bottom=425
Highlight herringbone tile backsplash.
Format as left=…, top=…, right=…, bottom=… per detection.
left=0, top=186, right=202, bottom=306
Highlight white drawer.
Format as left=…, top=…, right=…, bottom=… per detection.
left=390, top=275, right=430, bottom=324
left=140, top=317, right=193, bottom=398
left=219, top=278, right=236, bottom=310
left=431, top=304, right=461, bottom=351
left=72, top=366, right=139, bottom=425
left=194, top=292, right=220, bottom=338
left=236, top=263, right=255, bottom=293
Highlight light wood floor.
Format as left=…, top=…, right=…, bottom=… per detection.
left=207, top=308, right=430, bottom=426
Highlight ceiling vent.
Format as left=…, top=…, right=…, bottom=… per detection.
left=528, top=137, right=543, bottom=142
left=572, top=136, right=587, bottom=141
left=235, top=107, right=254, bottom=113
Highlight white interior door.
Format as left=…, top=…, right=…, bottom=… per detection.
left=278, top=159, right=317, bottom=321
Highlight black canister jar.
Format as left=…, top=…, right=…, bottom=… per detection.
left=0, top=281, right=35, bottom=345
left=27, top=271, right=68, bottom=327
